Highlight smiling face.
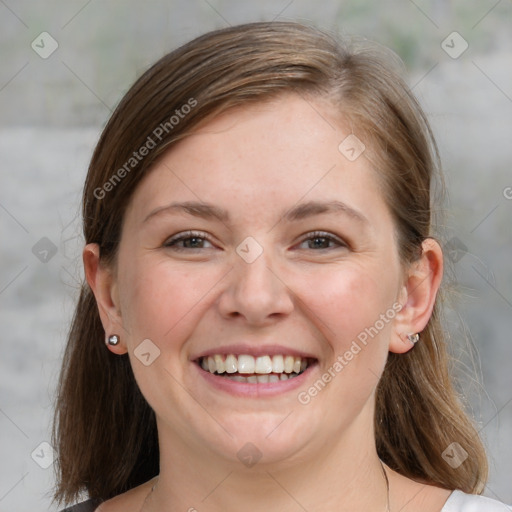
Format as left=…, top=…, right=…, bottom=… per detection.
left=98, top=93, right=413, bottom=469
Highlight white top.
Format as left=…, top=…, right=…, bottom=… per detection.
left=442, top=490, right=512, bottom=511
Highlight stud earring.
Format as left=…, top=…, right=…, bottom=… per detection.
left=106, top=334, right=120, bottom=346
left=406, top=333, right=420, bottom=344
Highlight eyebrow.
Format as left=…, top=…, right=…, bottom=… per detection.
left=143, top=200, right=368, bottom=226
left=143, top=201, right=229, bottom=224
left=282, top=200, right=368, bottom=225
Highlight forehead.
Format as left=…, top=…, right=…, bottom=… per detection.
left=125, top=93, right=389, bottom=227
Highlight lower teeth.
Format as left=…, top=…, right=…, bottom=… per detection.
left=218, top=372, right=301, bottom=383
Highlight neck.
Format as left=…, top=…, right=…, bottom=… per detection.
left=144, top=418, right=390, bottom=512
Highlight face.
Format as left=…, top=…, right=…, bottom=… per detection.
left=109, top=94, right=408, bottom=468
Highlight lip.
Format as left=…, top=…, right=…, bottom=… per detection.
left=191, top=343, right=318, bottom=360
left=193, top=359, right=319, bottom=398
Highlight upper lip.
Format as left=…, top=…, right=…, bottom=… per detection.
left=192, top=344, right=318, bottom=361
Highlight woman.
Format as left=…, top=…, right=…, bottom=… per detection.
left=53, top=22, right=511, bottom=511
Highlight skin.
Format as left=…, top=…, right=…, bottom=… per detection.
left=85, top=94, right=449, bottom=511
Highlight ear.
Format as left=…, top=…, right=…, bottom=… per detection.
left=83, top=243, right=128, bottom=355
left=390, top=238, right=443, bottom=354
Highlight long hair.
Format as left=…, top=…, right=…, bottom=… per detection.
left=52, top=21, right=488, bottom=505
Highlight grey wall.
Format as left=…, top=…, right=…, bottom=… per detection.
left=1, top=1, right=511, bottom=510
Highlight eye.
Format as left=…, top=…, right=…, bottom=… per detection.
left=297, top=231, right=347, bottom=250
left=163, top=231, right=214, bottom=250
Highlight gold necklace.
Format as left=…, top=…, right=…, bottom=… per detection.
left=140, top=461, right=391, bottom=511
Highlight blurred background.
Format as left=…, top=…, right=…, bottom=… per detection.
left=0, top=1, right=511, bottom=510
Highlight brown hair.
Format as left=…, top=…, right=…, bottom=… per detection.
left=53, top=21, right=488, bottom=505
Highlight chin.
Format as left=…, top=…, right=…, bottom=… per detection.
left=203, top=411, right=317, bottom=466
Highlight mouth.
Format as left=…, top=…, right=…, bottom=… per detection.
left=195, top=354, right=317, bottom=383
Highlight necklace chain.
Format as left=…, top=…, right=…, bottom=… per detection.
left=139, top=477, right=158, bottom=512
left=140, top=461, right=390, bottom=511
left=380, top=459, right=391, bottom=512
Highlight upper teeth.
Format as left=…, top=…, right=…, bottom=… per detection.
left=200, top=354, right=308, bottom=375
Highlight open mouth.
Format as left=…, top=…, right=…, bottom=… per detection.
left=196, top=354, right=317, bottom=383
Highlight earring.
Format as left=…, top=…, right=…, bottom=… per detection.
left=106, top=334, right=120, bottom=346
left=406, top=333, right=420, bottom=344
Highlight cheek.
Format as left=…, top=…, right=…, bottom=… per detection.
left=117, top=259, right=225, bottom=410
left=117, top=257, right=224, bottom=351
left=296, top=264, right=398, bottom=417
left=299, top=262, right=397, bottom=344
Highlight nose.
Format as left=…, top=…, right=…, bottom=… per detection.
left=217, top=246, right=294, bottom=326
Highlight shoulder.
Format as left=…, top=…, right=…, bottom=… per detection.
left=442, top=490, right=512, bottom=511
left=69, top=478, right=157, bottom=512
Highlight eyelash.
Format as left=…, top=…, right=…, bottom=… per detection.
left=163, top=230, right=347, bottom=251
left=163, top=230, right=213, bottom=250
left=297, top=231, right=347, bottom=250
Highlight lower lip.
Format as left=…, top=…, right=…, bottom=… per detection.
left=194, top=361, right=318, bottom=397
